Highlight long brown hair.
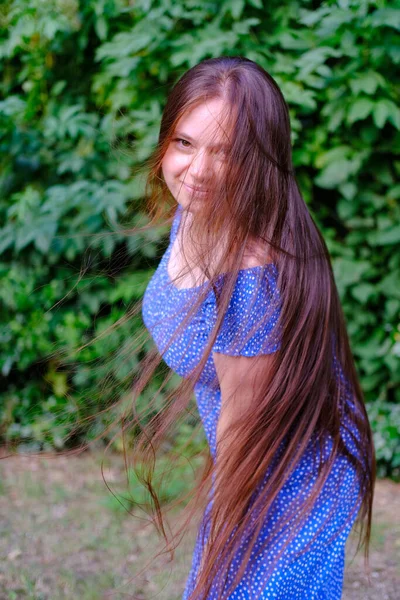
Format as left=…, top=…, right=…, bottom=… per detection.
left=4, top=56, right=376, bottom=599
left=142, top=56, right=375, bottom=598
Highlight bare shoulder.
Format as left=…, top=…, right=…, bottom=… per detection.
left=240, top=238, right=273, bottom=269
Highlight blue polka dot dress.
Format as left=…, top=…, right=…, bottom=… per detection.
left=142, top=205, right=361, bottom=599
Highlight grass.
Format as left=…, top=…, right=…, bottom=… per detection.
left=0, top=450, right=399, bottom=599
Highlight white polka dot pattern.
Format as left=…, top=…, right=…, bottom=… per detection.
left=142, top=206, right=361, bottom=599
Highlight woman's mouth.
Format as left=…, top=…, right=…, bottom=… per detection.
left=182, top=182, right=210, bottom=195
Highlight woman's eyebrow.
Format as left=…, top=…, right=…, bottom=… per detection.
left=174, top=131, right=195, bottom=142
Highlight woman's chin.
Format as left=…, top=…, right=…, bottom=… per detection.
left=176, top=196, right=205, bottom=213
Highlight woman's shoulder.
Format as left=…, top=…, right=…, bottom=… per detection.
left=240, top=238, right=274, bottom=270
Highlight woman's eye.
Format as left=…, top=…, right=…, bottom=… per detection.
left=212, top=148, right=228, bottom=159
left=175, top=138, right=191, bottom=148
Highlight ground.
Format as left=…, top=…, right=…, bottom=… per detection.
left=0, top=450, right=399, bottom=600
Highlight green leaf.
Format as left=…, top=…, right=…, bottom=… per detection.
left=346, top=98, right=374, bottom=125
left=378, top=271, right=400, bottom=299
left=226, top=0, right=245, bottom=20
left=351, top=283, right=376, bottom=304
left=95, top=17, right=108, bottom=41
left=367, top=226, right=400, bottom=247
left=315, top=158, right=358, bottom=188
left=333, top=258, right=371, bottom=290
left=370, top=9, right=400, bottom=31
left=338, top=182, right=357, bottom=200
left=373, top=99, right=400, bottom=129
left=248, top=0, right=263, bottom=8
left=349, top=72, right=386, bottom=96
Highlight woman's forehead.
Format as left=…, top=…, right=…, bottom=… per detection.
left=175, top=99, right=232, bottom=145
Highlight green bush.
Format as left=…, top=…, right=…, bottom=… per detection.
left=0, top=0, right=399, bottom=476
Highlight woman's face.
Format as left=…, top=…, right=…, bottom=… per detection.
left=161, top=97, right=230, bottom=212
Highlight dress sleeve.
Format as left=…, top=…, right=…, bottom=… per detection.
left=212, top=266, right=282, bottom=357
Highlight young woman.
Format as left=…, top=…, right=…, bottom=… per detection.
left=140, top=56, right=375, bottom=599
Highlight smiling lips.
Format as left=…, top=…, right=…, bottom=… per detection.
left=182, top=182, right=210, bottom=194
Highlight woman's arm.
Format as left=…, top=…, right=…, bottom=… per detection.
left=213, top=353, right=275, bottom=532
left=197, top=352, right=275, bottom=575
left=213, top=351, right=275, bottom=462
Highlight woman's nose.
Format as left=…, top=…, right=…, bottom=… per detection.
left=189, top=149, right=212, bottom=181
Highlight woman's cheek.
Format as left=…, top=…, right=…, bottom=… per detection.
left=174, top=153, right=191, bottom=174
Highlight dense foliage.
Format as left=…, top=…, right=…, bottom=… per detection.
left=1, top=0, right=399, bottom=476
